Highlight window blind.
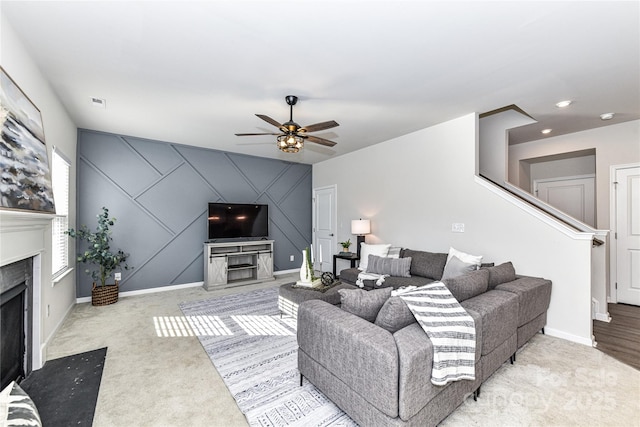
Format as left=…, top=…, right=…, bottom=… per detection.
left=52, top=149, right=70, bottom=278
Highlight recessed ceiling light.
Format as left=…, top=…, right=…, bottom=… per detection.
left=600, top=113, right=615, bottom=120
left=555, top=100, right=573, bottom=108
left=541, top=129, right=552, bottom=134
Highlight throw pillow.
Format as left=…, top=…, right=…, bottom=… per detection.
left=442, top=269, right=490, bottom=302
left=358, top=243, right=391, bottom=271
left=386, top=246, right=402, bottom=259
left=338, top=287, right=393, bottom=322
left=0, top=381, right=42, bottom=427
left=374, top=296, right=416, bottom=333
left=441, top=255, right=478, bottom=280
left=447, top=247, right=483, bottom=266
left=366, top=255, right=412, bottom=277
left=401, top=249, right=448, bottom=280
left=484, top=262, right=517, bottom=290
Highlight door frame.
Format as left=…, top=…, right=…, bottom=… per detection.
left=609, top=162, right=640, bottom=303
left=312, top=184, right=337, bottom=273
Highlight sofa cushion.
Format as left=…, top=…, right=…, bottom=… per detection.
left=366, top=255, right=412, bottom=277
left=441, top=255, right=478, bottom=280
left=442, top=269, right=489, bottom=302
left=339, top=287, right=393, bottom=322
left=460, top=290, right=518, bottom=355
left=374, top=296, right=416, bottom=333
left=358, top=243, right=391, bottom=271
left=483, top=262, right=517, bottom=290
left=363, top=275, right=433, bottom=291
left=495, top=276, right=551, bottom=327
left=338, top=267, right=360, bottom=284
left=338, top=268, right=432, bottom=290
left=401, top=249, right=447, bottom=280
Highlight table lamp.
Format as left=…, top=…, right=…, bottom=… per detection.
left=351, top=219, right=371, bottom=258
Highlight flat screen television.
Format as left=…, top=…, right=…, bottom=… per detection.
left=207, top=203, right=269, bottom=240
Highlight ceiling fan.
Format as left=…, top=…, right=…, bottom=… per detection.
left=235, top=95, right=339, bottom=153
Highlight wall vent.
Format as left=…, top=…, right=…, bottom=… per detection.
left=90, top=97, right=106, bottom=108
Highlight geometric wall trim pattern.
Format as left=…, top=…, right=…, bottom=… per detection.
left=76, top=129, right=312, bottom=297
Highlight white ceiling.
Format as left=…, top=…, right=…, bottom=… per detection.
left=2, top=1, right=638, bottom=164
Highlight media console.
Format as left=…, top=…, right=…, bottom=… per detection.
left=203, top=240, right=275, bottom=290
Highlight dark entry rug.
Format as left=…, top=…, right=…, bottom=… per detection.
left=19, top=347, right=107, bottom=426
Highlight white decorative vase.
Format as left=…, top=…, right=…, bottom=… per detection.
left=300, top=249, right=310, bottom=282
left=297, top=249, right=320, bottom=287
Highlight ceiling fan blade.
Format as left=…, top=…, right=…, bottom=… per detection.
left=305, top=134, right=337, bottom=147
left=300, top=120, right=339, bottom=133
left=256, top=114, right=285, bottom=130
left=235, top=132, right=281, bottom=136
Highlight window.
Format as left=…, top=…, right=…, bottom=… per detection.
left=52, top=148, right=70, bottom=279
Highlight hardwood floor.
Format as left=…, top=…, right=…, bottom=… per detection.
left=593, top=303, right=640, bottom=371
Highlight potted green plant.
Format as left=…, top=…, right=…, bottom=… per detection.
left=339, top=239, right=351, bottom=253
left=66, top=207, right=131, bottom=306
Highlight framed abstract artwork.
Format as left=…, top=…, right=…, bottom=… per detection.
left=0, top=66, right=55, bottom=213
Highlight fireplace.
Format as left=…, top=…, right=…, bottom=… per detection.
left=0, top=210, right=48, bottom=382
left=0, top=257, right=34, bottom=390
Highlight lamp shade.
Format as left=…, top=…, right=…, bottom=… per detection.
left=351, top=219, right=371, bottom=235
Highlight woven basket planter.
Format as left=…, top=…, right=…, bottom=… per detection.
left=91, top=283, right=119, bottom=306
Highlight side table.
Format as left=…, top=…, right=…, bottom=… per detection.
left=333, top=253, right=360, bottom=276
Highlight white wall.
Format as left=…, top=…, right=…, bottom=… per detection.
left=314, top=114, right=593, bottom=344
left=509, top=120, right=640, bottom=230
left=530, top=154, right=595, bottom=188
left=1, top=13, right=78, bottom=360
left=479, top=108, right=535, bottom=183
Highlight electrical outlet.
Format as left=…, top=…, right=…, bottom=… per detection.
left=290, top=255, right=295, bottom=262
left=114, top=272, right=122, bottom=281
left=452, top=223, right=465, bottom=233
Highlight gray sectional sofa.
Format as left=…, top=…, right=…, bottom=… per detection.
left=297, top=248, right=551, bottom=426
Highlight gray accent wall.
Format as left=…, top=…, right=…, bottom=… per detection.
left=75, top=129, right=311, bottom=297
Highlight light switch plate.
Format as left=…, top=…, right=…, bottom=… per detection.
left=114, top=272, right=122, bottom=281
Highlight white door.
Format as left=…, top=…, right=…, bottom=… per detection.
left=313, top=185, right=337, bottom=272
left=615, top=165, right=640, bottom=306
left=534, top=175, right=596, bottom=227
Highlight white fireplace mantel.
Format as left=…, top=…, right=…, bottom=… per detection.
left=0, top=210, right=54, bottom=268
left=0, top=209, right=54, bottom=371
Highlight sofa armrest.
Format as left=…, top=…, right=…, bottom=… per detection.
left=297, top=299, right=399, bottom=418
left=394, top=323, right=435, bottom=420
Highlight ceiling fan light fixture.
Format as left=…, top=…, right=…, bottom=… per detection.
left=277, top=134, right=304, bottom=153
left=600, top=112, right=615, bottom=120
left=237, top=95, right=338, bottom=153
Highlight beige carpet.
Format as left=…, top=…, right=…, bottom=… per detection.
left=46, top=276, right=640, bottom=427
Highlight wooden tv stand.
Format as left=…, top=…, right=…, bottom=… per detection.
left=203, top=240, right=274, bottom=290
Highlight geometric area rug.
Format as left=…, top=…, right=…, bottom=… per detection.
left=179, top=287, right=357, bottom=426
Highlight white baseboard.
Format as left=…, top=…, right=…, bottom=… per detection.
left=594, top=312, right=611, bottom=322
left=76, top=281, right=204, bottom=304
left=40, top=298, right=77, bottom=364
left=545, top=327, right=594, bottom=347
left=76, top=270, right=299, bottom=304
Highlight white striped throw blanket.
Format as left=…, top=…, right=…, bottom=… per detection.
left=399, top=282, right=476, bottom=386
